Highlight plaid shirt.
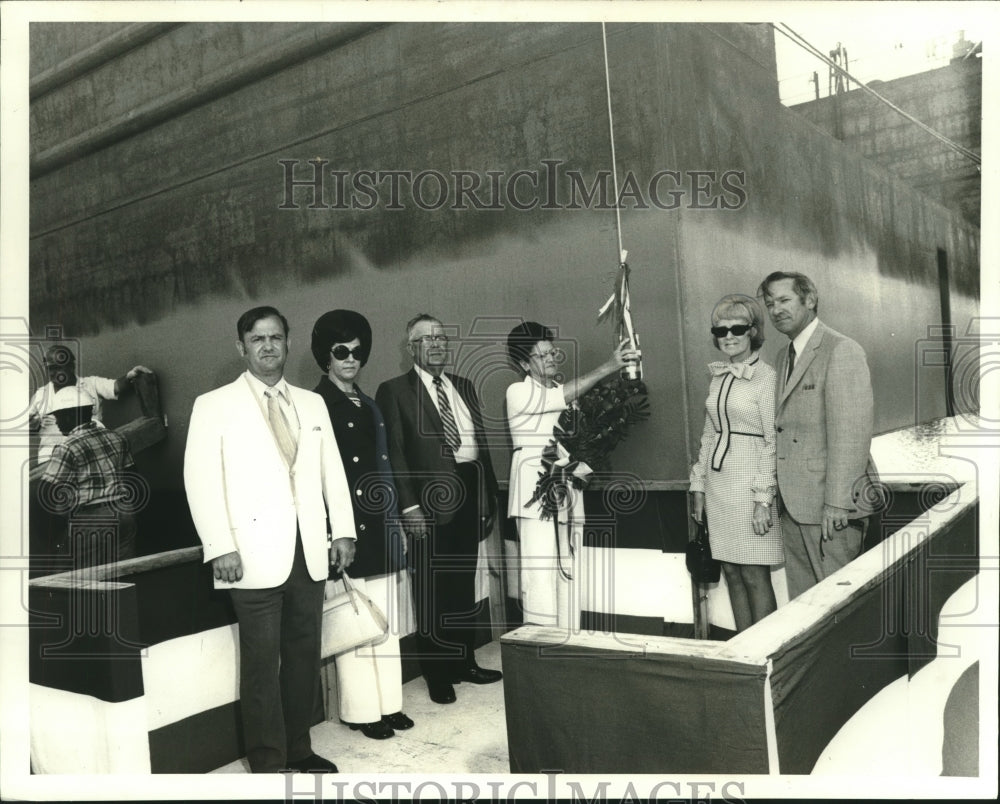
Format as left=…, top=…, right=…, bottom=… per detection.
left=40, top=421, right=135, bottom=510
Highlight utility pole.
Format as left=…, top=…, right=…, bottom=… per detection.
left=828, top=42, right=849, bottom=139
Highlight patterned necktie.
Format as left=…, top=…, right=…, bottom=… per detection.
left=265, top=386, right=298, bottom=467
left=432, top=375, right=461, bottom=453
left=786, top=342, right=796, bottom=384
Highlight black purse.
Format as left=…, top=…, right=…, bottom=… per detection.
left=686, top=519, right=721, bottom=584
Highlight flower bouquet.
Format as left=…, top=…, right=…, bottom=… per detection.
left=525, top=375, right=650, bottom=521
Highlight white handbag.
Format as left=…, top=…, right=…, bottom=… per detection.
left=321, top=572, right=389, bottom=657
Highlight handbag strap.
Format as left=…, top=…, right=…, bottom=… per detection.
left=696, top=519, right=710, bottom=545
left=340, top=570, right=360, bottom=615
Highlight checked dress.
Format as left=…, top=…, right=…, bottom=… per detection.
left=689, top=353, right=783, bottom=566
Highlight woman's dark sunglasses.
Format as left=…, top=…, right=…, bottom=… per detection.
left=331, top=345, right=364, bottom=361
left=711, top=324, right=751, bottom=337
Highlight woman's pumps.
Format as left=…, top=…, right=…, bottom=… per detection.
left=381, top=711, right=414, bottom=730
left=342, top=719, right=395, bottom=740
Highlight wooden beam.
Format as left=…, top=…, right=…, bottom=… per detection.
left=132, top=371, right=163, bottom=419
left=28, top=545, right=203, bottom=588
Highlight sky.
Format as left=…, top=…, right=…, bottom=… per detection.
left=0, top=2, right=996, bottom=802
left=773, top=10, right=985, bottom=105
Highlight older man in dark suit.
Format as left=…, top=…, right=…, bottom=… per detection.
left=375, top=313, right=501, bottom=704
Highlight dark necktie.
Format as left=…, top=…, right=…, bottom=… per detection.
left=265, top=386, right=298, bottom=467
left=786, top=342, right=796, bottom=384
left=432, top=375, right=461, bottom=453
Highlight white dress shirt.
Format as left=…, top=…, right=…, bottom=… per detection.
left=790, top=317, right=820, bottom=368
left=413, top=364, right=478, bottom=464
left=243, top=371, right=301, bottom=434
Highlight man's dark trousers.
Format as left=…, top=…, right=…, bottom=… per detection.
left=229, top=534, right=324, bottom=773
left=409, top=462, right=484, bottom=683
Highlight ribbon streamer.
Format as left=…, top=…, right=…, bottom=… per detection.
left=599, top=255, right=641, bottom=374
left=597, top=252, right=629, bottom=330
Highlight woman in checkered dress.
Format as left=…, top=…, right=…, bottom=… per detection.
left=689, top=294, right=782, bottom=631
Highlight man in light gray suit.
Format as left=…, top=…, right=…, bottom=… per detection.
left=758, top=272, right=880, bottom=599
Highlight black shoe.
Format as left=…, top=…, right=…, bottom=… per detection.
left=452, top=664, right=503, bottom=685
left=427, top=678, right=457, bottom=704
left=382, top=711, right=414, bottom=730
left=342, top=719, right=394, bottom=740
left=285, top=753, right=338, bottom=773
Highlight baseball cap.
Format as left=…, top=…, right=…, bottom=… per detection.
left=50, top=385, right=97, bottom=412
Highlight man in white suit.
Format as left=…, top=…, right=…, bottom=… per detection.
left=184, top=306, right=356, bottom=774
left=758, top=272, right=880, bottom=599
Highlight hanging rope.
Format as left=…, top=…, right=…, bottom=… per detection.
left=598, top=22, right=642, bottom=378
left=601, top=22, right=626, bottom=265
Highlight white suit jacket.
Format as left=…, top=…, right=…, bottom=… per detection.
left=183, top=372, right=356, bottom=589
left=774, top=320, right=880, bottom=524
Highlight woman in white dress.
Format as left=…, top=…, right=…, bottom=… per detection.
left=505, top=322, right=639, bottom=629
left=689, top=295, right=783, bottom=632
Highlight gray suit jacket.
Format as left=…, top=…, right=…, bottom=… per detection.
left=774, top=320, right=880, bottom=524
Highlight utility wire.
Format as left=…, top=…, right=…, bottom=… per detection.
left=774, top=23, right=981, bottom=168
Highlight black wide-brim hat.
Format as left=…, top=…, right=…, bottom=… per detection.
left=311, top=309, right=373, bottom=370
left=506, top=320, right=554, bottom=365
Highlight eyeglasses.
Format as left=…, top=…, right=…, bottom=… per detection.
left=711, top=324, right=752, bottom=338
left=410, top=334, right=448, bottom=345
left=529, top=348, right=561, bottom=360
left=331, top=345, right=365, bottom=361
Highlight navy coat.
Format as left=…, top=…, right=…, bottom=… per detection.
left=313, top=376, right=405, bottom=578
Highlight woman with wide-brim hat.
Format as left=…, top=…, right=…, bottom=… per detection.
left=311, top=309, right=412, bottom=740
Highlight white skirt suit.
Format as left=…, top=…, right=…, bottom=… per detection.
left=506, top=375, right=583, bottom=629
left=689, top=353, right=784, bottom=566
